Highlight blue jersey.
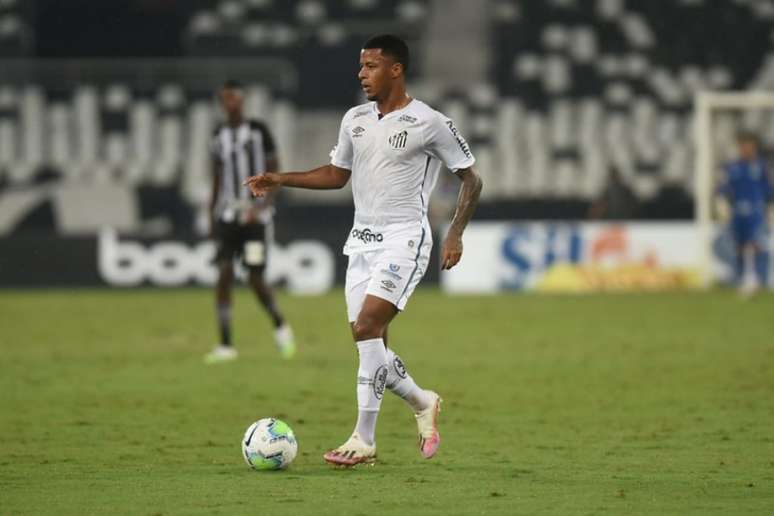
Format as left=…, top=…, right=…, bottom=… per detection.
left=721, top=159, right=771, bottom=221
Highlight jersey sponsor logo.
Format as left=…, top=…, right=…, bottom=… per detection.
left=389, top=130, right=408, bottom=150
left=353, top=110, right=370, bottom=119
left=445, top=120, right=472, bottom=159
left=351, top=228, right=384, bottom=243
left=398, top=114, right=417, bottom=124
left=352, top=126, right=366, bottom=138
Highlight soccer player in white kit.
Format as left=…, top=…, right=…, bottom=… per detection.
left=244, top=34, right=483, bottom=466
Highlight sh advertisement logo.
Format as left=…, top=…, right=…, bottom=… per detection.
left=500, top=225, right=582, bottom=290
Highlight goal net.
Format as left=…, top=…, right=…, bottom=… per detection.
left=694, top=91, right=774, bottom=287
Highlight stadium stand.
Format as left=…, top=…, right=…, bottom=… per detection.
left=486, top=0, right=774, bottom=203
left=186, top=0, right=430, bottom=106
left=2, top=0, right=774, bottom=235
left=187, top=0, right=429, bottom=53
left=0, top=0, right=32, bottom=57
left=0, top=79, right=294, bottom=230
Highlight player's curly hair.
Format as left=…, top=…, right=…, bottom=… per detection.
left=363, top=34, right=410, bottom=73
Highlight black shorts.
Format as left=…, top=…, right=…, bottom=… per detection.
left=214, top=220, right=269, bottom=270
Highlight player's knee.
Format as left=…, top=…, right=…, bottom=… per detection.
left=352, top=315, right=384, bottom=341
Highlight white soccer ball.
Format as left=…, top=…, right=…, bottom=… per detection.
left=241, top=418, right=298, bottom=470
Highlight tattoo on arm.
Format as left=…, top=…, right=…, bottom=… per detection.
left=449, top=167, right=483, bottom=236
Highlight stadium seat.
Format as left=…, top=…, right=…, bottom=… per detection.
left=489, top=0, right=774, bottom=203
left=0, top=0, right=32, bottom=57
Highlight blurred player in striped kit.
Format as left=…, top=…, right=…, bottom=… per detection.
left=718, top=132, right=773, bottom=296
left=204, top=80, right=295, bottom=363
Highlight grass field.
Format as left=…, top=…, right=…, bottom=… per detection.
left=2, top=288, right=774, bottom=515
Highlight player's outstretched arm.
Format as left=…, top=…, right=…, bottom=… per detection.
left=243, top=164, right=352, bottom=197
left=442, top=167, right=483, bottom=270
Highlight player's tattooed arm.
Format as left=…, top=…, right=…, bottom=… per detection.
left=244, top=164, right=351, bottom=197
left=441, top=167, right=483, bottom=270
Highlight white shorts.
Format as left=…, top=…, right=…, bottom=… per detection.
left=345, top=245, right=431, bottom=323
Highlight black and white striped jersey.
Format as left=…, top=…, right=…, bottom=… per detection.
left=211, top=119, right=276, bottom=222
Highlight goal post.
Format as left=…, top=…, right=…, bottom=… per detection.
left=694, top=91, right=774, bottom=287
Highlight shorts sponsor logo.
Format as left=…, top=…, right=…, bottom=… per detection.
left=243, top=241, right=266, bottom=266
left=351, top=228, right=383, bottom=243
left=373, top=365, right=388, bottom=399
left=381, top=279, right=397, bottom=290
left=380, top=269, right=402, bottom=281
left=389, top=264, right=400, bottom=272
left=392, top=355, right=407, bottom=379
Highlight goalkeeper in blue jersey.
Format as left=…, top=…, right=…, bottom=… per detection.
left=718, top=132, right=773, bottom=295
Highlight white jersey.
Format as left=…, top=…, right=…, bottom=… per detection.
left=330, top=99, right=475, bottom=256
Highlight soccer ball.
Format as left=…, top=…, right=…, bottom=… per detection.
left=241, top=418, right=298, bottom=470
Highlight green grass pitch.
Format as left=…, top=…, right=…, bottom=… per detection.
left=2, top=288, right=773, bottom=515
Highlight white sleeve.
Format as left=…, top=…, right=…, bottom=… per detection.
left=424, top=112, right=476, bottom=172
left=330, top=112, right=354, bottom=170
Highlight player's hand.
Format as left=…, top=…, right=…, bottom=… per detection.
left=441, top=232, right=463, bottom=270
left=243, top=173, right=281, bottom=197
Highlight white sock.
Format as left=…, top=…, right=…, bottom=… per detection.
left=744, top=250, right=757, bottom=287
left=385, top=347, right=433, bottom=413
left=354, top=338, right=388, bottom=446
